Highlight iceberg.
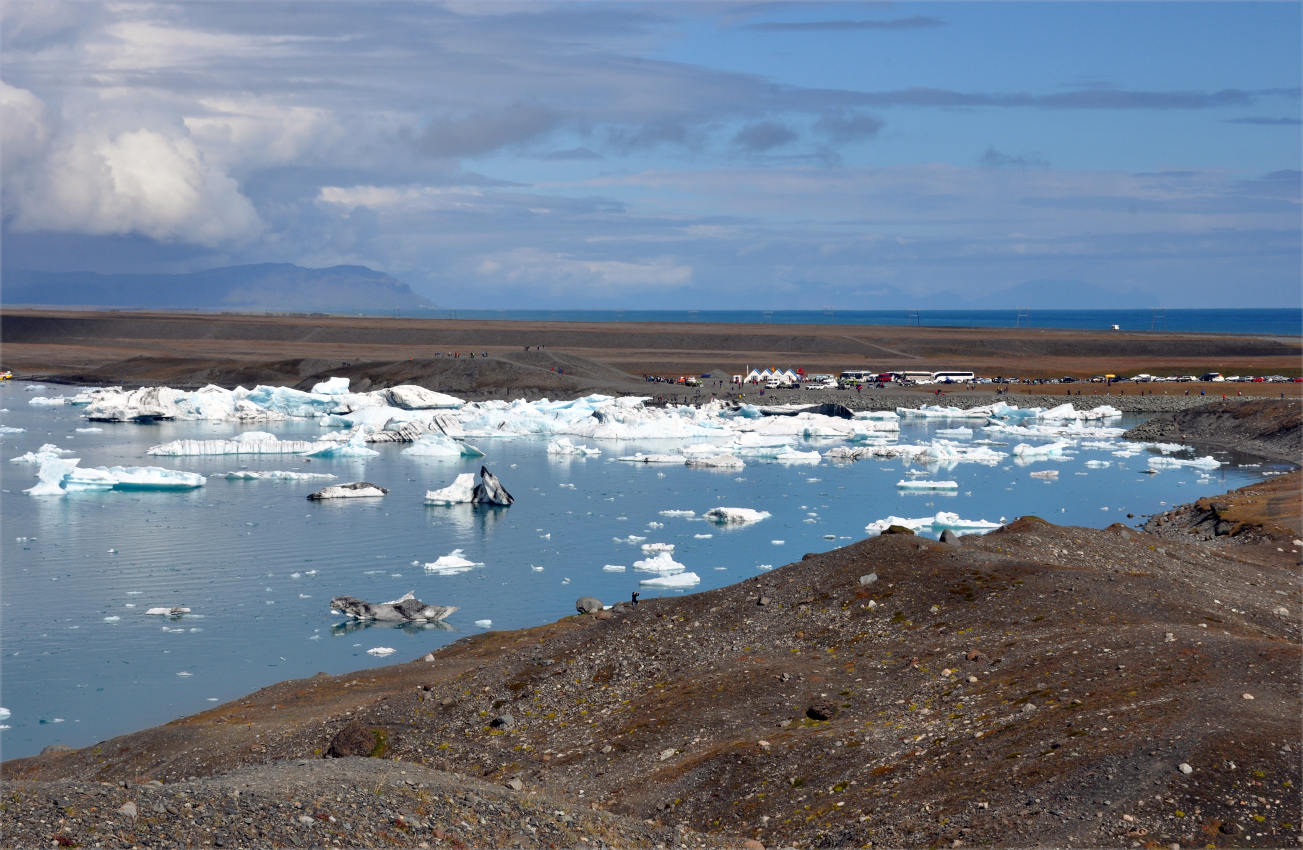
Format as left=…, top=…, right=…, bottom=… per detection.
left=865, top=511, right=1001, bottom=536
left=301, top=431, right=380, bottom=459
left=28, top=396, right=69, bottom=407
left=221, top=470, right=337, bottom=481
left=1148, top=455, right=1221, bottom=470
left=1030, top=469, right=1059, bottom=480
left=424, top=548, right=484, bottom=575
left=425, top=472, right=476, bottom=505
left=149, top=431, right=329, bottom=456
left=657, top=509, right=696, bottom=518
left=1012, top=441, right=1071, bottom=459
left=632, top=551, right=687, bottom=573
left=685, top=454, right=745, bottom=469
left=615, top=452, right=688, bottom=464
left=640, top=571, right=701, bottom=588
left=26, top=458, right=205, bottom=494
left=547, top=437, right=602, bottom=456
left=640, top=542, right=676, bottom=554
left=382, top=385, right=464, bottom=410
left=895, top=479, right=959, bottom=490
left=402, top=434, right=485, bottom=458
left=311, top=376, right=352, bottom=395
left=366, top=647, right=397, bottom=657
left=703, top=507, right=770, bottom=525
left=0, top=425, right=26, bottom=434
left=10, top=443, right=73, bottom=463
left=306, top=482, right=388, bottom=500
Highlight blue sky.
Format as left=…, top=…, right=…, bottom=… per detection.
left=1, top=1, right=1299, bottom=308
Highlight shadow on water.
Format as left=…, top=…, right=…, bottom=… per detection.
left=330, top=619, right=455, bottom=637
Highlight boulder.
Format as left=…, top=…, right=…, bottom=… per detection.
left=575, top=596, right=603, bottom=614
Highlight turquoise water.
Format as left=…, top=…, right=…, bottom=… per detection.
left=396, top=308, right=1301, bottom=337
left=0, top=381, right=1289, bottom=760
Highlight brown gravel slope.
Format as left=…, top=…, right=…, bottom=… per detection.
left=6, top=513, right=1299, bottom=848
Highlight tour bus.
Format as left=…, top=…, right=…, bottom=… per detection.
left=932, top=370, right=976, bottom=384
left=838, top=369, right=875, bottom=385
left=897, top=370, right=935, bottom=385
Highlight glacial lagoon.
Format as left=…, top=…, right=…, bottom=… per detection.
left=0, top=379, right=1285, bottom=759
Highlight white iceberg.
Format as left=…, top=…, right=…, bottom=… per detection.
left=895, top=479, right=959, bottom=490
left=658, top=509, right=696, bottom=518
left=547, top=437, right=601, bottom=456
left=145, top=606, right=190, bottom=616
left=383, top=385, right=464, bottom=409
left=301, top=431, right=379, bottom=459
left=149, top=431, right=329, bottom=456
left=402, top=434, right=485, bottom=458
left=221, top=470, right=337, bottom=481
left=10, top=443, right=73, bottom=463
left=311, top=377, right=352, bottom=395
left=865, top=511, right=1001, bottom=536
left=632, top=551, right=687, bottom=573
left=424, top=473, right=476, bottom=505
left=934, top=426, right=973, bottom=439
left=366, top=647, right=397, bottom=657
left=703, top=507, right=771, bottom=525
left=1148, top=455, right=1221, bottom=470
left=1012, top=441, right=1071, bottom=459
left=686, top=454, right=745, bottom=469
left=424, top=548, right=484, bottom=575
left=640, top=542, right=676, bottom=554
left=26, top=458, right=205, bottom=494
left=602, top=564, right=627, bottom=572
left=640, top=571, right=701, bottom=588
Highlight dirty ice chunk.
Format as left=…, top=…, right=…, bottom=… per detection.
left=703, top=507, right=770, bottom=525
left=895, top=479, right=959, bottom=490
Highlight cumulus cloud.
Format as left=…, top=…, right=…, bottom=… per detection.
left=0, top=81, right=49, bottom=173
left=9, top=127, right=261, bottom=245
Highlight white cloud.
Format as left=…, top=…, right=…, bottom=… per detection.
left=317, top=184, right=483, bottom=211
left=10, top=127, right=261, bottom=245
left=184, top=97, right=343, bottom=169
left=0, top=81, right=49, bottom=173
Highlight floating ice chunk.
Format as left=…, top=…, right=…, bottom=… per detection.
left=615, top=452, right=687, bottom=464
left=640, top=571, right=700, bottom=588
left=896, top=479, right=959, bottom=490
left=307, top=482, right=387, bottom=499
left=772, top=447, right=821, bottom=465
left=703, top=507, right=770, bottom=525
left=145, top=606, right=191, bottom=616
left=1084, top=460, right=1111, bottom=468
left=633, top=551, right=687, bottom=573
left=382, top=385, right=464, bottom=409
left=1030, top=469, right=1059, bottom=480
left=149, top=431, right=329, bottom=456
left=685, top=454, right=745, bottom=469
left=474, top=619, right=493, bottom=628
left=366, top=646, right=397, bottom=657
left=771, top=539, right=785, bottom=545
left=613, top=534, right=647, bottom=544
left=0, top=425, right=25, bottom=434
left=10, top=443, right=73, bottom=463
left=403, top=434, right=485, bottom=458
left=1111, top=449, right=1140, bottom=458
left=425, top=472, right=476, bottom=505
left=547, top=437, right=602, bottom=456
left=424, top=548, right=484, bottom=575
left=641, top=542, right=676, bottom=554
left=658, top=509, right=696, bottom=518
left=26, top=458, right=205, bottom=494
left=28, top=396, right=69, bottom=406
left=935, top=427, right=973, bottom=439
left=103, top=615, right=120, bottom=622
left=1012, top=441, right=1070, bottom=459
left=693, top=533, right=713, bottom=539
left=1148, top=455, right=1221, bottom=470
left=865, top=511, right=1001, bottom=536
left=602, top=564, right=627, bottom=572
left=222, top=470, right=337, bottom=481
left=301, top=431, right=379, bottom=458
left=0, top=707, right=9, bottom=722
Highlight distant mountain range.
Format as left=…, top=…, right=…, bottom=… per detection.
left=1, top=264, right=434, bottom=312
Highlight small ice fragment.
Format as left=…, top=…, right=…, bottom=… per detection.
left=693, top=533, right=713, bottom=539
left=474, top=619, right=493, bottom=628
left=103, top=615, right=120, bottom=623
left=366, top=647, right=397, bottom=657
left=602, top=564, right=627, bottom=572
left=176, top=671, right=193, bottom=677
left=771, top=539, right=785, bottom=545
left=145, top=606, right=191, bottom=616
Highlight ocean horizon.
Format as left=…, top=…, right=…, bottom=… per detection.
left=383, top=308, right=1300, bottom=337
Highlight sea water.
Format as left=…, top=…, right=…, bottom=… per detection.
left=0, top=381, right=1286, bottom=759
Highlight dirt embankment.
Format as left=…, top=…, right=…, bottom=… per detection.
left=5, top=511, right=1299, bottom=848
left=1124, top=399, right=1302, bottom=465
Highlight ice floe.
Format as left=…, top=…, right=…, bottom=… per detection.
left=148, top=431, right=328, bottom=456
left=366, top=647, right=397, bottom=657
left=425, top=472, right=476, bottom=505
left=640, top=571, right=701, bottom=588
left=402, top=433, right=485, bottom=458
left=703, top=507, right=770, bottom=525
left=865, top=511, right=1002, bottom=536
left=26, top=458, right=205, bottom=494
left=1148, top=455, right=1221, bottom=470
left=633, top=551, right=687, bottom=572
left=222, top=469, right=336, bottom=481
left=10, top=443, right=73, bottom=463
left=896, top=479, right=959, bottom=490
left=423, top=548, right=484, bottom=575
left=547, top=437, right=601, bottom=456
left=306, top=482, right=388, bottom=500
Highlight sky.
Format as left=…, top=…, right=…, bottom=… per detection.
left=1, top=0, right=1300, bottom=309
